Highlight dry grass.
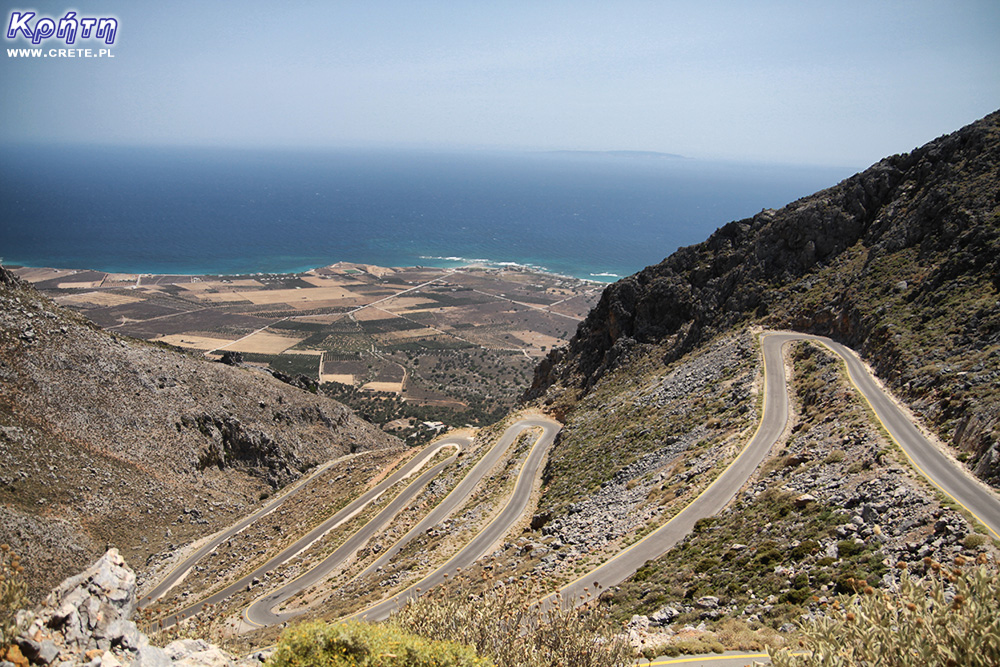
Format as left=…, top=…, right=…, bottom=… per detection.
left=218, top=330, right=305, bottom=355
left=771, top=559, right=1000, bottom=667
left=152, top=333, right=236, bottom=351
left=390, top=575, right=634, bottom=667
left=56, top=280, right=103, bottom=289
left=56, top=291, right=144, bottom=307
left=321, top=374, right=356, bottom=385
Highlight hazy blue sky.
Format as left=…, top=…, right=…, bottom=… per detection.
left=2, top=0, right=998, bottom=167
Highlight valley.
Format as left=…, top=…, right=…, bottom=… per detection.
left=2, top=110, right=999, bottom=666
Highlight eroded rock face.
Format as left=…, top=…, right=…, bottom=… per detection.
left=9, top=550, right=255, bottom=667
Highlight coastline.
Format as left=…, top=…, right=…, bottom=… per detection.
left=5, top=256, right=621, bottom=286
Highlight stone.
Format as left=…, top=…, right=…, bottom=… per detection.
left=173, top=646, right=236, bottom=667
left=10, top=549, right=251, bottom=667
left=15, top=639, right=41, bottom=664
left=650, top=606, right=679, bottom=625
left=99, top=653, right=121, bottom=667
left=5, top=646, right=29, bottom=667
left=695, top=595, right=719, bottom=609
left=794, top=493, right=816, bottom=508
left=164, top=640, right=211, bottom=661
left=627, top=615, right=650, bottom=630
left=37, top=641, right=60, bottom=665
left=132, top=646, right=171, bottom=667
left=105, top=619, right=143, bottom=650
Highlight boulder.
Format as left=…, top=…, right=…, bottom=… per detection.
left=13, top=550, right=244, bottom=667
left=695, top=595, right=720, bottom=609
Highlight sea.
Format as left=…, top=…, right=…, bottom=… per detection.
left=0, top=144, right=855, bottom=283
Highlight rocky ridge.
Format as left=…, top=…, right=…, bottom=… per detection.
left=0, top=266, right=401, bottom=600
left=527, top=109, right=1000, bottom=486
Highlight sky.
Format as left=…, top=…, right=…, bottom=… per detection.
left=2, top=0, right=999, bottom=168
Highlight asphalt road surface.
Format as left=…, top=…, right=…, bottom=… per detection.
left=640, top=652, right=772, bottom=666
left=143, top=435, right=469, bottom=629
left=802, top=333, right=1000, bottom=540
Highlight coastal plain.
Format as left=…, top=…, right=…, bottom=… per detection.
left=12, top=263, right=601, bottom=428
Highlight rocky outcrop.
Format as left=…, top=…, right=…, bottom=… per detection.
left=5, top=550, right=258, bottom=667
left=526, top=109, right=1000, bottom=486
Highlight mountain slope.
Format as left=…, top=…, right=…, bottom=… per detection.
left=0, top=266, right=401, bottom=600
left=528, top=109, right=1000, bottom=486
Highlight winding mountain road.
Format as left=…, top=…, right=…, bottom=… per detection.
left=144, top=331, right=999, bottom=637
left=142, top=435, right=469, bottom=629
left=800, top=333, right=1000, bottom=541
left=244, top=417, right=560, bottom=626
left=547, top=331, right=1000, bottom=609
left=344, top=417, right=561, bottom=623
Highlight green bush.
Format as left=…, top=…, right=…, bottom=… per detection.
left=770, top=558, right=1000, bottom=667
left=780, top=587, right=812, bottom=605
left=963, top=533, right=986, bottom=549
left=791, top=540, right=819, bottom=561
left=836, top=540, right=864, bottom=558
left=266, top=620, right=490, bottom=667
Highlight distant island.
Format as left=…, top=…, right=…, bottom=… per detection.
left=543, top=149, right=689, bottom=159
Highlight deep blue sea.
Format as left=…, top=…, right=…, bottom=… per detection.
left=0, top=145, right=854, bottom=282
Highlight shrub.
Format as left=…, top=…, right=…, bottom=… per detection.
left=791, top=540, right=819, bottom=561
left=769, top=558, right=1000, bottom=667
left=390, top=576, right=634, bottom=667
left=1, top=545, right=30, bottom=650
left=963, top=533, right=987, bottom=549
left=267, top=620, right=489, bottom=667
left=780, top=587, right=812, bottom=605
left=824, top=450, right=846, bottom=464
left=756, top=548, right=783, bottom=566
left=836, top=540, right=864, bottom=559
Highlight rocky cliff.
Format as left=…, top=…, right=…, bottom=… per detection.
left=527, top=109, right=1000, bottom=485
left=0, top=268, right=401, bottom=600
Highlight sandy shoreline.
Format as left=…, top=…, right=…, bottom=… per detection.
left=6, top=258, right=618, bottom=287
